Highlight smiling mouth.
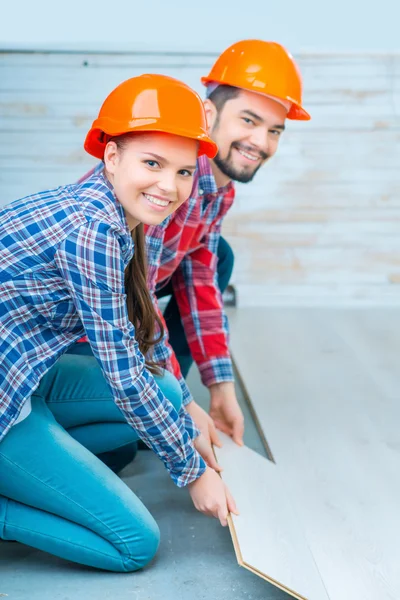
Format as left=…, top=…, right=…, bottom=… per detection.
left=143, top=193, right=171, bottom=208
left=235, top=147, right=261, bottom=162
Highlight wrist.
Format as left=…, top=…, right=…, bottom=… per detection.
left=209, top=381, right=235, bottom=399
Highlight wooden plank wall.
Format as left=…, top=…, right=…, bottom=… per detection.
left=1, top=51, right=399, bottom=306
left=226, top=54, right=400, bottom=306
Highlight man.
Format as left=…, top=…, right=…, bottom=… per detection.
left=74, top=40, right=310, bottom=469
left=146, top=39, right=310, bottom=448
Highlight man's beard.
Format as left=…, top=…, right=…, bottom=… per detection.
left=213, top=142, right=268, bottom=184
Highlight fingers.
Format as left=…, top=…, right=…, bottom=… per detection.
left=204, top=447, right=223, bottom=472
left=209, top=419, right=223, bottom=448
left=202, top=428, right=211, bottom=444
left=189, top=469, right=228, bottom=526
left=198, top=421, right=211, bottom=444
left=232, top=418, right=245, bottom=446
left=217, top=503, right=228, bottom=527
left=225, top=486, right=239, bottom=516
left=195, top=435, right=223, bottom=472
left=214, top=418, right=244, bottom=446
left=213, top=421, right=232, bottom=437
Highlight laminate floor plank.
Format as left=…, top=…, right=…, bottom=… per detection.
left=227, top=308, right=400, bottom=600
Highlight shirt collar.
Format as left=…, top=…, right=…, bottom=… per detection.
left=196, top=154, right=234, bottom=198
left=84, top=168, right=132, bottom=237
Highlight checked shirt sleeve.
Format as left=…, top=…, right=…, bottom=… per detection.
left=54, top=220, right=205, bottom=487
left=171, top=216, right=235, bottom=388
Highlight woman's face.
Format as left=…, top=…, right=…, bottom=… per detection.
left=104, top=132, right=198, bottom=230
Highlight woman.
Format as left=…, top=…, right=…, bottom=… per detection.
left=0, top=74, right=237, bottom=572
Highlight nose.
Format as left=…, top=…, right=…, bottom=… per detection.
left=248, top=127, right=269, bottom=156
left=156, top=170, right=177, bottom=195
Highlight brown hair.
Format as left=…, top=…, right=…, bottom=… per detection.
left=207, top=84, right=241, bottom=112
left=109, top=134, right=165, bottom=375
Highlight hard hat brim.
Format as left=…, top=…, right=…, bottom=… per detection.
left=84, top=122, right=218, bottom=161
left=201, top=77, right=311, bottom=121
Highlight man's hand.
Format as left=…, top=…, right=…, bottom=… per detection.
left=209, top=381, right=245, bottom=446
left=186, top=400, right=222, bottom=447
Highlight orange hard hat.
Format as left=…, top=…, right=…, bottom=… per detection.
left=84, top=74, right=218, bottom=159
left=201, top=40, right=310, bottom=121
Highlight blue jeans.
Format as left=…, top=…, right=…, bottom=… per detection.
left=0, top=353, right=183, bottom=571
left=64, top=340, right=140, bottom=473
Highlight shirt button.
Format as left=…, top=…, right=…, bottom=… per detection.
left=198, top=188, right=204, bottom=195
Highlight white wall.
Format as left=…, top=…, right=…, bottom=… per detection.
left=1, top=49, right=399, bottom=307
left=1, top=0, right=400, bottom=53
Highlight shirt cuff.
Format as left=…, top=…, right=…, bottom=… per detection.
left=178, top=374, right=194, bottom=406
left=179, top=405, right=201, bottom=440
left=166, top=447, right=206, bottom=487
left=198, top=356, right=235, bottom=387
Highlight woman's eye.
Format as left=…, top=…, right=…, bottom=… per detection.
left=242, top=117, right=255, bottom=125
left=179, top=170, right=194, bottom=177
left=145, top=160, right=160, bottom=168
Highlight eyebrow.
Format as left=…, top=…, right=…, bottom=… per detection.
left=241, top=110, right=286, bottom=131
left=142, top=152, right=197, bottom=170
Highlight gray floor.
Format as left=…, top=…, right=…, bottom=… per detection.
left=0, top=366, right=287, bottom=600
left=228, top=307, right=400, bottom=600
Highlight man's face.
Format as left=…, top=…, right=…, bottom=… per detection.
left=207, top=89, right=287, bottom=183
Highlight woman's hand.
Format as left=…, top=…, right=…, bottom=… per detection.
left=186, top=401, right=222, bottom=446
left=188, top=467, right=239, bottom=527
left=193, top=433, right=222, bottom=473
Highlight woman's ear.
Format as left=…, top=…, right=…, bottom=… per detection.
left=203, top=99, right=217, bottom=133
left=103, top=141, right=119, bottom=175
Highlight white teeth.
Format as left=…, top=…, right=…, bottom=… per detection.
left=237, top=149, right=259, bottom=161
left=144, top=193, right=169, bottom=207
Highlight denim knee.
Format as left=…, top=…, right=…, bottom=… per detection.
left=120, top=517, right=160, bottom=572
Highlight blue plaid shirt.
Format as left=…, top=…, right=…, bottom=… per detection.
left=84, top=157, right=235, bottom=392
left=0, top=172, right=206, bottom=487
